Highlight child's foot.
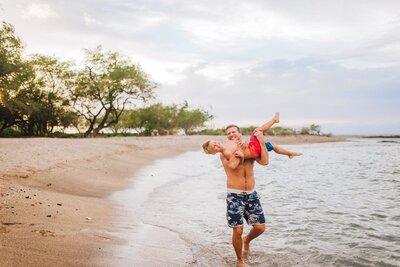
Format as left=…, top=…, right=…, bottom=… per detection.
left=273, top=112, right=280, bottom=123
left=288, top=152, right=302, bottom=159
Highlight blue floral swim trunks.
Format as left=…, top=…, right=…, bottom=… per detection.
left=226, top=190, right=266, bottom=228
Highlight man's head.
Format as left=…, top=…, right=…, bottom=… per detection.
left=225, top=124, right=242, bottom=141
left=202, top=140, right=223, bottom=154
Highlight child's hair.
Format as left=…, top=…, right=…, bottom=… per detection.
left=202, top=140, right=211, bottom=154
left=225, top=124, right=241, bottom=132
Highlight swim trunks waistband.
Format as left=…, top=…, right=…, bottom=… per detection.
left=227, top=188, right=255, bottom=194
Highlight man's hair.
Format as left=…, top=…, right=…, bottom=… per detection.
left=202, top=140, right=211, bottom=154
left=225, top=124, right=241, bottom=133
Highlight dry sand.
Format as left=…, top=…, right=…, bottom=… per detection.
left=0, top=135, right=344, bottom=266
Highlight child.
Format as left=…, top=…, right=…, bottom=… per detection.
left=202, top=112, right=302, bottom=162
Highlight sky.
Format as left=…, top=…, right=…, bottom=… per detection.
left=1, top=0, right=400, bottom=135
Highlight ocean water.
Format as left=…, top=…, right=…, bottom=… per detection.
left=111, top=138, right=400, bottom=267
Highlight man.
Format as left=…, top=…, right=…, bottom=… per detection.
left=221, top=124, right=268, bottom=265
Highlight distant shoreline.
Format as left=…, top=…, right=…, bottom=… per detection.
left=362, top=135, right=400, bottom=138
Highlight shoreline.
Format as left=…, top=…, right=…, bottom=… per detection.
left=0, top=135, right=345, bottom=266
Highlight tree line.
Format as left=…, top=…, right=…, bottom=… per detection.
left=110, top=101, right=213, bottom=136
left=198, top=123, right=325, bottom=136
left=0, top=22, right=212, bottom=137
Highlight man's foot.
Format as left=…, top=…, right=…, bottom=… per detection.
left=288, top=152, right=303, bottom=159
left=242, top=235, right=250, bottom=256
left=273, top=112, right=280, bottom=123
left=236, top=258, right=245, bottom=267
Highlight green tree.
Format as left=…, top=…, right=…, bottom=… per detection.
left=299, top=127, right=310, bottom=135
left=0, top=23, right=75, bottom=136
left=177, top=101, right=213, bottom=135
left=0, top=22, right=23, bottom=77
left=21, top=55, right=76, bottom=135
left=309, top=123, right=321, bottom=135
left=0, top=61, right=40, bottom=135
left=136, top=103, right=179, bottom=136
left=115, top=101, right=213, bottom=136
left=0, top=22, right=24, bottom=133
left=266, top=126, right=297, bottom=136
left=109, top=109, right=135, bottom=134
left=105, top=109, right=143, bottom=134
left=67, top=46, right=155, bottom=137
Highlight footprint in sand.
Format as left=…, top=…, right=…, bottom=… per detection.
left=39, top=230, right=56, bottom=237
left=1, top=222, right=22, bottom=226
left=0, top=226, right=11, bottom=233
left=31, top=229, right=56, bottom=237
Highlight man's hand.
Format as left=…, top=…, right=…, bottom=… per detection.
left=234, top=149, right=244, bottom=162
left=234, top=140, right=247, bottom=151
left=253, top=127, right=262, bottom=133
left=254, top=130, right=269, bottom=166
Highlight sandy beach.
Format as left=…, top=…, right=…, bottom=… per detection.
left=0, top=135, right=344, bottom=266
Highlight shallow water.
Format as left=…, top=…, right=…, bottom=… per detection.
left=111, top=138, right=400, bottom=266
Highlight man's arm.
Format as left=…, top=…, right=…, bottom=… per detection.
left=254, top=131, right=269, bottom=166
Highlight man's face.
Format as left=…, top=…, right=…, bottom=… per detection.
left=226, top=126, right=242, bottom=141
left=207, top=140, right=223, bottom=154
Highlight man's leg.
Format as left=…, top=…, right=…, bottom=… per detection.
left=227, top=192, right=246, bottom=263
left=243, top=191, right=267, bottom=255
left=232, top=226, right=244, bottom=263
left=243, top=224, right=266, bottom=255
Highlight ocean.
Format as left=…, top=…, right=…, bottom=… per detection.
left=110, top=138, right=400, bottom=267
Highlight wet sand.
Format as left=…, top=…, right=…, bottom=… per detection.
left=0, top=135, right=344, bottom=266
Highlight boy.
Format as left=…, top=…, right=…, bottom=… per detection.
left=202, top=112, right=302, bottom=163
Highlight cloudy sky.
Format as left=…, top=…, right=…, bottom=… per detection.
left=1, top=0, right=400, bottom=135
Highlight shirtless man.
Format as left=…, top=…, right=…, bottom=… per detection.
left=221, top=127, right=268, bottom=265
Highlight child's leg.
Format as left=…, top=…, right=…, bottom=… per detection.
left=270, top=142, right=302, bottom=159
left=255, top=112, right=280, bottom=132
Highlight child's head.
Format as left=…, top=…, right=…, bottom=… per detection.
left=202, top=140, right=223, bottom=154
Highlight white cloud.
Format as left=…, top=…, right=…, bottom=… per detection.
left=23, top=3, right=56, bottom=19
left=84, top=13, right=98, bottom=26
left=177, top=1, right=399, bottom=48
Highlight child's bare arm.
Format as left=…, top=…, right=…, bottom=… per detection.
left=220, top=152, right=242, bottom=169
left=228, top=149, right=245, bottom=169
